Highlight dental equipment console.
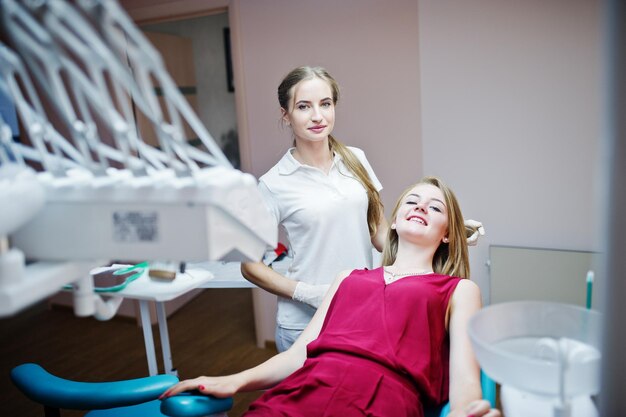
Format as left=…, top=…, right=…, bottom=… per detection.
left=0, top=0, right=276, bottom=319
left=1, top=1, right=276, bottom=415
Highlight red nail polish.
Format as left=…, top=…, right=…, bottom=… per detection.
left=198, top=385, right=205, bottom=391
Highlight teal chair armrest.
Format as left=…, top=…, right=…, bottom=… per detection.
left=11, top=363, right=178, bottom=410
left=159, top=371, right=495, bottom=417
left=160, top=392, right=233, bottom=417
left=425, top=370, right=497, bottom=417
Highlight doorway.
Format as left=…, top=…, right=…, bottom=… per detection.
left=140, top=13, right=240, bottom=168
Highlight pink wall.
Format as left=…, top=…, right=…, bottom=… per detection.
left=418, top=0, right=603, bottom=302
left=231, top=0, right=422, bottom=210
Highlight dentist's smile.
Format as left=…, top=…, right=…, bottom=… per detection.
left=308, top=125, right=326, bottom=134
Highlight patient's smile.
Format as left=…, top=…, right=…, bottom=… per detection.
left=408, top=215, right=427, bottom=225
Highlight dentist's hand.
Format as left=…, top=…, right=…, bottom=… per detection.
left=465, top=219, right=486, bottom=246
left=292, top=282, right=331, bottom=309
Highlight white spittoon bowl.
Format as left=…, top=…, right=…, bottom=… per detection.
left=468, top=301, right=602, bottom=398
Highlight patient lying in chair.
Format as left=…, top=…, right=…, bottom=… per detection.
left=162, top=177, right=500, bottom=417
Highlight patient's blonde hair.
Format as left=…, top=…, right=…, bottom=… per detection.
left=381, top=176, right=470, bottom=278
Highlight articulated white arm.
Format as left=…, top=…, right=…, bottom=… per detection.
left=0, top=0, right=277, bottom=319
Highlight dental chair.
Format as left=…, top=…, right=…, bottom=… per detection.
left=11, top=363, right=496, bottom=417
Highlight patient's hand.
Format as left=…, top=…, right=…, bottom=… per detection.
left=160, top=375, right=241, bottom=399
left=458, top=399, right=501, bottom=417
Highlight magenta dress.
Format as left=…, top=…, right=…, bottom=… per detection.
left=245, top=267, right=462, bottom=417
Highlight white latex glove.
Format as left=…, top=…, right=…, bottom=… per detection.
left=465, top=219, right=486, bottom=246
left=292, top=282, right=331, bottom=309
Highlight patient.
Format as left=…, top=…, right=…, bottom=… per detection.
left=162, top=176, right=500, bottom=417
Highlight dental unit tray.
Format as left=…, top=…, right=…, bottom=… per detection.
left=10, top=167, right=276, bottom=263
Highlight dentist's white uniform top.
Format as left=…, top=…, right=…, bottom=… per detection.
left=258, top=146, right=382, bottom=330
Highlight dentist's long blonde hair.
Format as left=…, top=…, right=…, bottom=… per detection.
left=381, top=176, right=470, bottom=279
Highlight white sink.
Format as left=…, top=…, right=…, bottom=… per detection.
left=468, top=301, right=602, bottom=398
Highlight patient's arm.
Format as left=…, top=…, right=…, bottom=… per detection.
left=446, top=280, right=501, bottom=417
left=160, top=269, right=352, bottom=399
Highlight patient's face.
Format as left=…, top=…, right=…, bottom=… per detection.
left=393, top=183, right=449, bottom=246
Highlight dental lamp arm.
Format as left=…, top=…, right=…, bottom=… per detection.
left=0, top=44, right=64, bottom=174
left=92, top=0, right=231, bottom=168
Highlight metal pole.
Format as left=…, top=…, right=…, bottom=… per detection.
left=599, top=0, right=626, bottom=414
left=139, top=300, right=159, bottom=376
left=156, top=301, right=176, bottom=376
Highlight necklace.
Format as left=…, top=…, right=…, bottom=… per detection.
left=383, top=267, right=433, bottom=283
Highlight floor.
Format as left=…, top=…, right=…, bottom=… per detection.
left=0, top=288, right=277, bottom=417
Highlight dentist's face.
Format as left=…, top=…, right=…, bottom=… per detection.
left=393, top=183, right=449, bottom=246
left=282, top=77, right=335, bottom=143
